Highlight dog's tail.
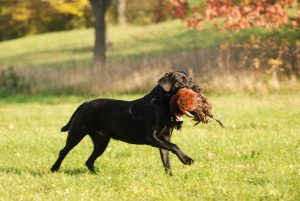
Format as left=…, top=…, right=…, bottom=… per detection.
left=61, top=102, right=87, bottom=132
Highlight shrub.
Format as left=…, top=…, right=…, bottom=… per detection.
left=0, top=67, right=32, bottom=95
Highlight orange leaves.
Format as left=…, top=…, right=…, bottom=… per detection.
left=170, top=0, right=299, bottom=30
left=169, top=0, right=188, bottom=19
left=291, top=20, right=297, bottom=28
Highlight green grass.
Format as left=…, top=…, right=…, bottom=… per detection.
left=0, top=20, right=257, bottom=69
left=0, top=19, right=298, bottom=71
left=1, top=93, right=300, bottom=200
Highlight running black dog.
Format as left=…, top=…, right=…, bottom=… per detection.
left=51, top=71, right=201, bottom=174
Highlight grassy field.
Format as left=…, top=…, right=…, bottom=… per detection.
left=0, top=20, right=297, bottom=70
left=0, top=20, right=259, bottom=69
left=0, top=93, right=299, bottom=201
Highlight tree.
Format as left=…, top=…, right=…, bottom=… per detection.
left=170, top=0, right=300, bottom=30
left=89, top=0, right=112, bottom=67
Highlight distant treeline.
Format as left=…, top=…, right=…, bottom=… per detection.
left=0, top=0, right=173, bottom=41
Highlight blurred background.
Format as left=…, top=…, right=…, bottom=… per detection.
left=0, top=0, right=299, bottom=96
left=1, top=2, right=300, bottom=199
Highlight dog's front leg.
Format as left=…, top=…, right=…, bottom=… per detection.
left=159, top=129, right=173, bottom=175
left=148, top=131, right=194, bottom=165
left=159, top=148, right=172, bottom=175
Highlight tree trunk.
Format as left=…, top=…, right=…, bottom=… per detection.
left=89, top=0, right=111, bottom=67
left=117, top=0, right=126, bottom=26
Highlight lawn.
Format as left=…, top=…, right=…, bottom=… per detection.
left=0, top=93, right=299, bottom=200
left=0, top=20, right=258, bottom=69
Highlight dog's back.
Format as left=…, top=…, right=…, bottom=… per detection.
left=61, top=85, right=170, bottom=144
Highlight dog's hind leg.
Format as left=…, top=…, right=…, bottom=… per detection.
left=85, top=132, right=110, bottom=173
left=51, top=129, right=86, bottom=172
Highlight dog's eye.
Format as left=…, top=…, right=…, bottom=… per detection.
left=181, top=77, right=187, bottom=83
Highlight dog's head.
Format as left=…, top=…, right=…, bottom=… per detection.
left=158, top=71, right=202, bottom=95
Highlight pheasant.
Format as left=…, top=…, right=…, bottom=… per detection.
left=170, top=88, right=224, bottom=128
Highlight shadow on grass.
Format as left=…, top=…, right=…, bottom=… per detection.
left=0, top=167, right=90, bottom=176
left=0, top=167, right=44, bottom=176
left=62, top=168, right=88, bottom=175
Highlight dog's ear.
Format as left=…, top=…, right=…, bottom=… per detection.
left=158, top=73, right=172, bottom=92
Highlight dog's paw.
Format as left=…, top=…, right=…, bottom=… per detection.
left=86, top=163, right=98, bottom=174
left=88, top=168, right=97, bottom=174
left=182, top=155, right=194, bottom=165
left=164, top=168, right=173, bottom=176
left=50, top=165, right=60, bottom=172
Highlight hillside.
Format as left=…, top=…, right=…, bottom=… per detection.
left=0, top=20, right=255, bottom=69
left=1, top=20, right=298, bottom=96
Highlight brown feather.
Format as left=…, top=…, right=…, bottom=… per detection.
left=170, top=88, right=222, bottom=127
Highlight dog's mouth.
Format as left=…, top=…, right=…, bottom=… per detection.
left=174, top=110, right=194, bottom=121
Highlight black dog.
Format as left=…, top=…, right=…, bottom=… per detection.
left=51, top=71, right=201, bottom=174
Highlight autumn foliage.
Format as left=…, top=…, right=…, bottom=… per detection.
left=170, top=0, right=300, bottom=30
